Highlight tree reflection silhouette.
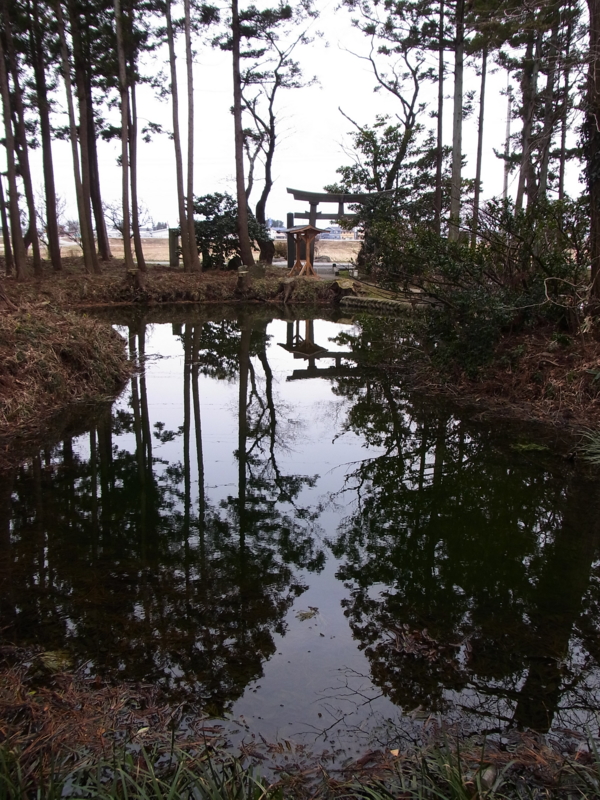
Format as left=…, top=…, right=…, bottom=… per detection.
left=0, top=312, right=324, bottom=715
left=328, top=360, right=600, bottom=733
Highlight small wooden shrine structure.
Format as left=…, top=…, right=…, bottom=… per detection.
left=287, top=225, right=326, bottom=278
left=278, top=320, right=327, bottom=358
left=278, top=320, right=358, bottom=381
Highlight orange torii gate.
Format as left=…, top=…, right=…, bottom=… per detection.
left=287, top=225, right=326, bottom=278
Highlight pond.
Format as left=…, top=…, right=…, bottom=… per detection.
left=2, top=306, right=600, bottom=758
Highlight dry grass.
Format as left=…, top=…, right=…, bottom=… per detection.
left=435, top=326, right=600, bottom=431
left=17, top=237, right=362, bottom=265
left=0, top=257, right=338, bottom=308
left=0, top=303, right=130, bottom=447
left=0, top=646, right=595, bottom=799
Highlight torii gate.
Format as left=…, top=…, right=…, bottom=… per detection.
left=286, top=187, right=393, bottom=268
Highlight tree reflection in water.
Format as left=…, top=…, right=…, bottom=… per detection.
left=328, top=320, right=600, bottom=735
left=0, top=311, right=324, bottom=716
left=2, top=311, right=600, bottom=742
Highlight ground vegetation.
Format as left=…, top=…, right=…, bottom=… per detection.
left=1, top=644, right=600, bottom=798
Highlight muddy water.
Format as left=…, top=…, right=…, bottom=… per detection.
left=2, top=307, right=600, bottom=756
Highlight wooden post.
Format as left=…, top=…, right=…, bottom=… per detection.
left=286, top=212, right=295, bottom=268
left=309, top=202, right=318, bottom=264
left=169, top=228, right=179, bottom=267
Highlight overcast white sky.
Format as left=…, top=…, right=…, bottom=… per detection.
left=27, top=1, right=583, bottom=229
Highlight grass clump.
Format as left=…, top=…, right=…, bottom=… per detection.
left=0, top=307, right=130, bottom=444
left=0, top=745, right=278, bottom=800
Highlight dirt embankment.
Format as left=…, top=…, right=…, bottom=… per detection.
left=1, top=258, right=336, bottom=308
left=0, top=305, right=131, bottom=455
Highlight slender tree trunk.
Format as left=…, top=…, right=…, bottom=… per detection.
left=0, top=175, right=14, bottom=276
left=129, top=80, right=146, bottom=271
left=537, top=25, right=560, bottom=199
left=503, top=72, right=511, bottom=200
left=587, top=0, right=600, bottom=296
left=0, top=35, right=26, bottom=279
left=3, top=3, right=42, bottom=276
left=448, top=0, right=464, bottom=242
left=434, top=0, right=444, bottom=234
left=81, top=5, right=111, bottom=261
left=30, top=0, right=62, bottom=270
left=559, top=11, right=573, bottom=201
left=471, top=44, right=487, bottom=248
left=55, top=0, right=96, bottom=274
left=255, top=98, right=276, bottom=263
left=114, top=0, right=135, bottom=271
left=67, top=0, right=100, bottom=273
left=85, top=77, right=112, bottom=260
left=232, top=0, right=255, bottom=267
left=165, top=0, right=193, bottom=272
left=184, top=0, right=200, bottom=271
left=516, top=31, right=541, bottom=210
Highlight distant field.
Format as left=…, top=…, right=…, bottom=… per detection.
left=1, top=237, right=362, bottom=263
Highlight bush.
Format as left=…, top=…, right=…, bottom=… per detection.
left=353, top=197, right=590, bottom=376
left=193, top=193, right=270, bottom=270
left=273, top=240, right=287, bottom=259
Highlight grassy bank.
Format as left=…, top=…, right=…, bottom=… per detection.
left=0, top=645, right=598, bottom=800
left=0, top=306, right=130, bottom=450
left=0, top=258, right=336, bottom=308
left=0, top=645, right=598, bottom=799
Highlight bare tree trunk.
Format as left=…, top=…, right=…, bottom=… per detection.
left=255, top=97, right=276, bottom=263
left=537, top=25, right=560, bottom=199
left=86, top=77, right=112, bottom=260
left=0, top=34, right=26, bottom=279
left=165, top=0, right=193, bottom=272
left=67, top=0, right=100, bottom=273
left=434, top=0, right=444, bottom=234
left=503, top=72, right=511, bottom=200
left=516, top=31, right=541, bottom=211
left=0, top=175, right=14, bottom=276
left=129, top=80, right=146, bottom=271
left=81, top=4, right=111, bottom=261
left=587, top=0, right=600, bottom=297
left=559, top=10, right=573, bottom=201
left=29, top=0, right=62, bottom=271
left=232, top=0, right=255, bottom=267
left=184, top=0, right=200, bottom=271
left=448, top=0, right=464, bottom=242
left=54, top=0, right=97, bottom=275
left=114, top=0, right=135, bottom=271
left=471, top=44, right=487, bottom=248
left=3, top=2, right=42, bottom=276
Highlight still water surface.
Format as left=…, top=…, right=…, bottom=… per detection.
left=2, top=307, right=600, bottom=754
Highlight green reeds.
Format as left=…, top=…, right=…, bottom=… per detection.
left=0, top=744, right=279, bottom=800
